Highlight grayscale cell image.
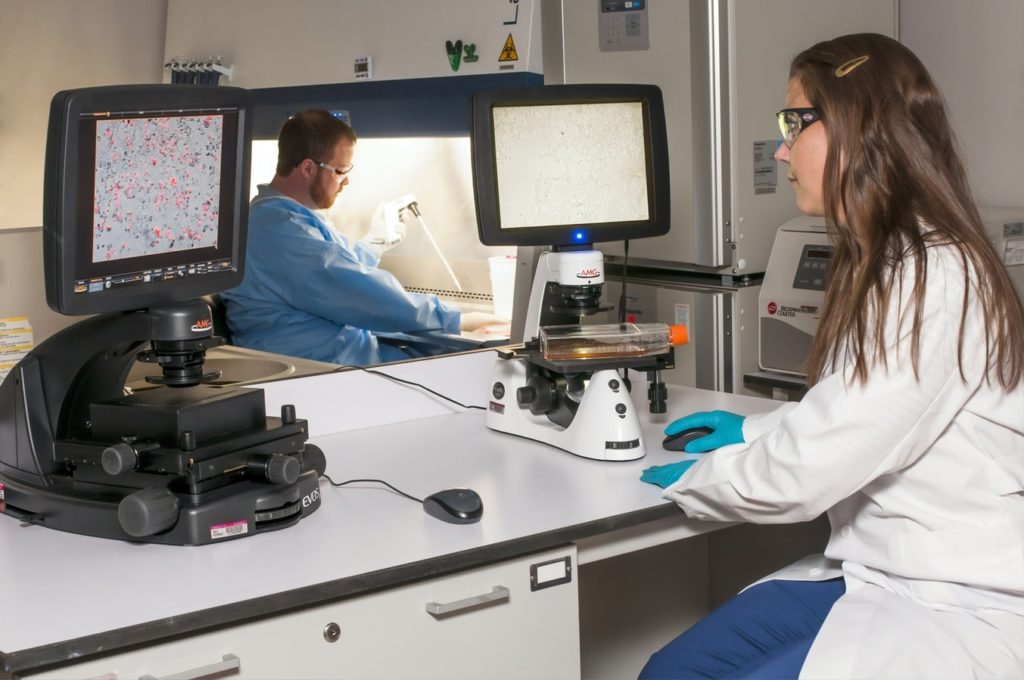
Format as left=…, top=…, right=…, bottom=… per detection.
left=493, top=101, right=649, bottom=229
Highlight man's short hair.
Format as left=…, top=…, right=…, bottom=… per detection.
left=275, top=110, right=357, bottom=176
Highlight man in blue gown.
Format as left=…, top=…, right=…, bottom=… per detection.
left=223, top=110, right=495, bottom=366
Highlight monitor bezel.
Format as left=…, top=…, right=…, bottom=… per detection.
left=471, top=83, right=670, bottom=247
left=43, top=85, right=252, bottom=316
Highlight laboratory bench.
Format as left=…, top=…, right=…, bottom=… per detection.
left=0, top=350, right=826, bottom=679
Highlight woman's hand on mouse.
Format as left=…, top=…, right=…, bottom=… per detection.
left=664, top=410, right=746, bottom=453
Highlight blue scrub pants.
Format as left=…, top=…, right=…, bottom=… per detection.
left=639, top=577, right=846, bottom=680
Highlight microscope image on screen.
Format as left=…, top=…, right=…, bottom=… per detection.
left=492, top=101, right=650, bottom=231
left=93, top=115, right=223, bottom=260
left=0, top=85, right=325, bottom=546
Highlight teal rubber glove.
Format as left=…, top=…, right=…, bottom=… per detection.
left=664, top=410, right=745, bottom=453
left=641, top=460, right=697, bottom=488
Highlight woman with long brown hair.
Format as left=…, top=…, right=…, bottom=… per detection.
left=641, top=33, right=1024, bottom=678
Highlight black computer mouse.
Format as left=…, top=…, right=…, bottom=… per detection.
left=423, top=488, right=483, bottom=524
left=662, top=427, right=714, bottom=452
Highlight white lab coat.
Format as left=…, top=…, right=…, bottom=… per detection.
left=664, top=242, right=1024, bottom=678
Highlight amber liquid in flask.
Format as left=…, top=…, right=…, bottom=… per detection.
left=539, top=323, right=689, bottom=361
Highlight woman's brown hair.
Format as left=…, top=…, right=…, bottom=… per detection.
left=794, top=33, right=1024, bottom=388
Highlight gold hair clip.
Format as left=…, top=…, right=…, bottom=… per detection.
left=834, top=55, right=870, bottom=78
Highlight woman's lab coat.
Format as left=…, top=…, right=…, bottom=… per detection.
left=664, top=242, right=1024, bottom=678
left=221, top=186, right=460, bottom=366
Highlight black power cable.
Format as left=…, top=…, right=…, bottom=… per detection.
left=321, top=474, right=423, bottom=504
left=618, top=239, right=630, bottom=324
left=336, top=365, right=487, bottom=411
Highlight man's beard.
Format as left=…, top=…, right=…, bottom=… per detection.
left=311, top=180, right=339, bottom=210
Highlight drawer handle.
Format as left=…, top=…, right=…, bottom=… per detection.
left=139, top=653, right=240, bottom=680
left=426, top=585, right=510, bottom=617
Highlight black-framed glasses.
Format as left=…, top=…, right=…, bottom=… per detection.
left=315, top=160, right=354, bottom=177
left=776, top=108, right=822, bottom=148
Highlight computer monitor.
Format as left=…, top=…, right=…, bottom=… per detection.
left=43, top=85, right=252, bottom=315
left=471, top=83, right=670, bottom=247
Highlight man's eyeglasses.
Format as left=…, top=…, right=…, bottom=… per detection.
left=776, top=108, right=822, bottom=148
left=315, top=160, right=354, bottom=177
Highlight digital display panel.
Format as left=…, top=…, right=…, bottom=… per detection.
left=92, top=114, right=223, bottom=262
left=492, top=102, right=649, bottom=230
left=472, top=84, right=669, bottom=247
left=44, top=85, right=251, bottom=315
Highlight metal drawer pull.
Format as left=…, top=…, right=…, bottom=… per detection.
left=139, top=653, right=240, bottom=680
left=426, top=585, right=510, bottom=617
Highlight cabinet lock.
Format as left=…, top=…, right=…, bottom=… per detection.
left=323, top=621, right=341, bottom=642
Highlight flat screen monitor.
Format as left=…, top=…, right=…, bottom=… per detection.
left=43, top=85, right=252, bottom=315
left=471, top=84, right=669, bottom=247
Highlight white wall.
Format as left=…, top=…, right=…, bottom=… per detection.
left=0, top=228, right=83, bottom=341
left=164, top=0, right=543, bottom=88
left=0, top=1, right=168, bottom=339
left=0, top=0, right=169, bottom=231
left=900, top=0, right=1024, bottom=208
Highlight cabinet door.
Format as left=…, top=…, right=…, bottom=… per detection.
left=26, top=546, right=580, bottom=680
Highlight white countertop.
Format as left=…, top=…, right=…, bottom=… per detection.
left=0, top=350, right=774, bottom=665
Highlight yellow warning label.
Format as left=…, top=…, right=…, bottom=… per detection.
left=499, top=34, right=519, bottom=62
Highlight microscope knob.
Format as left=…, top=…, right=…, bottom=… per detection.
left=118, top=487, right=180, bottom=537
left=101, top=442, right=138, bottom=475
left=516, top=385, right=536, bottom=407
left=281, top=404, right=297, bottom=425
left=518, top=375, right=557, bottom=414
left=647, top=380, right=668, bottom=414
left=265, top=454, right=301, bottom=486
left=302, top=444, right=328, bottom=477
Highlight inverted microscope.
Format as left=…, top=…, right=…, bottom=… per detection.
left=470, top=84, right=683, bottom=461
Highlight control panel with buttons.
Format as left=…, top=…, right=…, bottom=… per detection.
left=598, top=0, right=649, bottom=52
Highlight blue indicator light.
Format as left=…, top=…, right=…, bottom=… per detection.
left=574, top=231, right=585, bottom=241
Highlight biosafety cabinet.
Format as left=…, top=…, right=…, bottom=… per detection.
left=163, top=0, right=549, bottom=322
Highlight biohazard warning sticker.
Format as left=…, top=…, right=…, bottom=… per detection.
left=499, top=34, right=519, bottom=62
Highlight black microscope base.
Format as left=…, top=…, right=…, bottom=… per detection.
left=0, top=470, right=322, bottom=546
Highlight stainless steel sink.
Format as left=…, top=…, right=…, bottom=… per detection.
left=195, top=356, right=295, bottom=384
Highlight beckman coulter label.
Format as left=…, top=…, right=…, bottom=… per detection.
left=210, top=519, right=248, bottom=540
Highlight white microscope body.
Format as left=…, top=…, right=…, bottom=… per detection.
left=484, top=248, right=651, bottom=461
left=521, top=249, right=605, bottom=342
left=486, top=360, right=646, bottom=461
